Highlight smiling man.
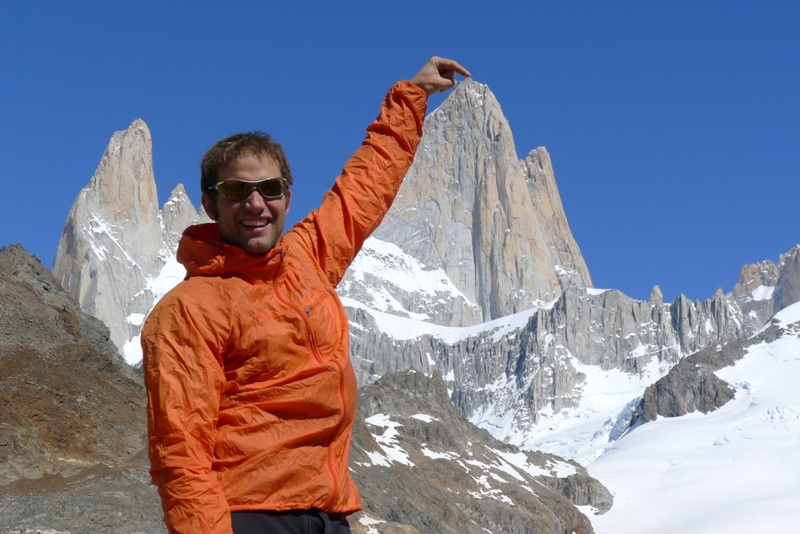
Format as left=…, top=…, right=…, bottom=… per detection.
left=142, top=56, right=469, bottom=534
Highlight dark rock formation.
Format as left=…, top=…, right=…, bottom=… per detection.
left=633, top=314, right=790, bottom=425
left=635, top=346, right=740, bottom=423
left=349, top=371, right=611, bottom=534
left=0, top=244, right=146, bottom=483
left=0, top=244, right=164, bottom=532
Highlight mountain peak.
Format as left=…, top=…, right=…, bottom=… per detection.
left=341, top=78, right=592, bottom=326
left=438, top=77, right=499, bottom=110
left=53, top=119, right=206, bottom=362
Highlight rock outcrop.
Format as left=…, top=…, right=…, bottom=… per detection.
left=730, top=245, right=800, bottom=330
left=635, top=346, right=740, bottom=423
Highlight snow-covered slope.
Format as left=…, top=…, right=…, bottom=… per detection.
left=122, top=254, right=186, bottom=365
left=586, top=301, right=800, bottom=533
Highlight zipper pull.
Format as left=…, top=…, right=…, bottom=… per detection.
left=306, top=306, right=311, bottom=316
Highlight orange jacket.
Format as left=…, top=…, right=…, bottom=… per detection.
left=142, top=81, right=427, bottom=534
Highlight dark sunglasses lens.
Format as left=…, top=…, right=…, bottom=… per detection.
left=216, top=179, right=284, bottom=200
left=257, top=179, right=284, bottom=198
left=217, top=181, right=251, bottom=200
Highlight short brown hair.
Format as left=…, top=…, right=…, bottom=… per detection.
left=200, top=131, right=294, bottom=195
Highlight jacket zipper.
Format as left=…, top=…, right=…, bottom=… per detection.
left=271, top=248, right=344, bottom=500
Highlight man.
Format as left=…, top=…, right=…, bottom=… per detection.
left=142, top=56, right=470, bottom=534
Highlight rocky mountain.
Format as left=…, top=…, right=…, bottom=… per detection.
left=337, top=80, right=800, bottom=463
left=52, top=119, right=209, bottom=365
left=0, top=245, right=607, bottom=533
left=44, top=77, right=800, bottom=531
left=51, top=79, right=800, bottom=469
left=0, top=244, right=145, bottom=485
left=350, top=370, right=611, bottom=534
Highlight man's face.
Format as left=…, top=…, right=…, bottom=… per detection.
left=202, top=154, right=291, bottom=254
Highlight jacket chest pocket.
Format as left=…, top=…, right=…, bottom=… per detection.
left=227, top=287, right=345, bottom=386
left=276, top=270, right=346, bottom=362
left=299, top=286, right=346, bottom=359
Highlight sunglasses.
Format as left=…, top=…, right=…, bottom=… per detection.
left=210, top=177, right=288, bottom=201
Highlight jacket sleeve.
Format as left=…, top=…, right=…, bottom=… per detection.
left=142, top=295, right=231, bottom=534
left=290, top=80, right=428, bottom=286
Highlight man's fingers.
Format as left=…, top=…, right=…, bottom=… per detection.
left=410, top=56, right=470, bottom=96
left=432, top=57, right=471, bottom=78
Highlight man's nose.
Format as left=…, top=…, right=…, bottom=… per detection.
left=244, top=187, right=267, bottom=208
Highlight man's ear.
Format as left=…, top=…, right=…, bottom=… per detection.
left=284, top=189, right=292, bottom=213
left=202, top=193, right=218, bottom=221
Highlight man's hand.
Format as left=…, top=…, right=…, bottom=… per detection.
left=410, top=56, right=471, bottom=97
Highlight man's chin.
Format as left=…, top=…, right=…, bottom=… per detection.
left=242, top=239, right=278, bottom=254
left=224, top=223, right=284, bottom=254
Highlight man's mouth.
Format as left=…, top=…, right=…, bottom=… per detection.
left=240, top=219, right=270, bottom=228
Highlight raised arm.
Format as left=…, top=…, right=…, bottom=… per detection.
left=289, top=56, right=469, bottom=284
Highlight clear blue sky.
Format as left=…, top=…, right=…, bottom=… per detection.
left=1, top=1, right=798, bottom=303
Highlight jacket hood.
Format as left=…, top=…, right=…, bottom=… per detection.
left=177, top=223, right=283, bottom=278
